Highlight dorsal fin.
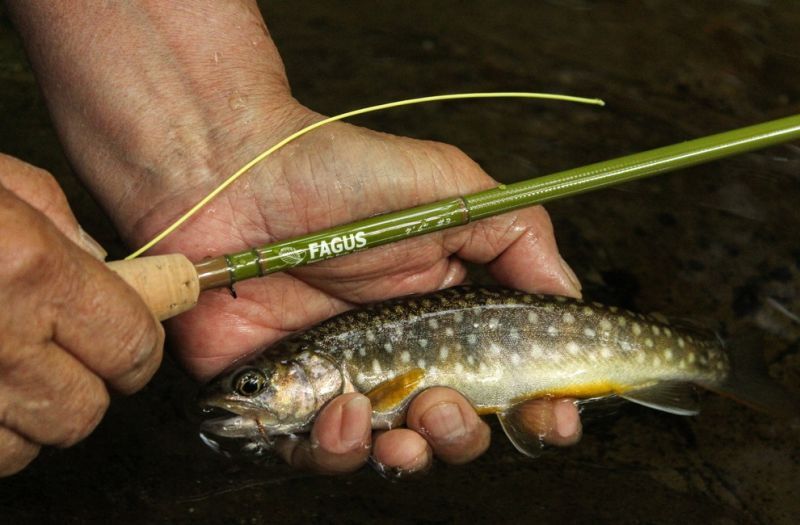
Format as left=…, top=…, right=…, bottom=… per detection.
left=620, top=382, right=700, bottom=416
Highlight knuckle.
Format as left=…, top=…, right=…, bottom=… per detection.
left=0, top=433, right=40, bottom=477
left=112, top=312, right=162, bottom=378
left=57, top=374, right=109, bottom=447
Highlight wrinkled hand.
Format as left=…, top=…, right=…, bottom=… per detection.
left=9, top=0, right=583, bottom=476
left=136, top=106, right=585, bottom=473
left=0, top=154, right=164, bottom=476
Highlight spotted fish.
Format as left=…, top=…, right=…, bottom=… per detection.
left=198, top=286, right=798, bottom=457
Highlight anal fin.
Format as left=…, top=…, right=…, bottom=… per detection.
left=497, top=402, right=546, bottom=458
left=621, top=381, right=700, bottom=416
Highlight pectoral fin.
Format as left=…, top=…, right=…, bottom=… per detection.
left=620, top=381, right=700, bottom=416
left=497, top=402, right=546, bottom=458
left=365, top=368, right=426, bottom=413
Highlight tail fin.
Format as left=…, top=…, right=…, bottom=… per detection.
left=703, top=333, right=800, bottom=419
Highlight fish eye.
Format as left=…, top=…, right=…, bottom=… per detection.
left=233, top=369, right=267, bottom=397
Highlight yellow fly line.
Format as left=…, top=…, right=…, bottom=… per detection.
left=126, top=92, right=604, bottom=260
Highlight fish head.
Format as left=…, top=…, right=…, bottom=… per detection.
left=197, top=354, right=332, bottom=456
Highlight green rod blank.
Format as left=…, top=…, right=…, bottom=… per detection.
left=197, top=114, right=800, bottom=290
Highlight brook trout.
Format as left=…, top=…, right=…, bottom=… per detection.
left=199, top=286, right=797, bottom=457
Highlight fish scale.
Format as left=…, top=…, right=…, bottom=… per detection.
left=199, top=286, right=796, bottom=459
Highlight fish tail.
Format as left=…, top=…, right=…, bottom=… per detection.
left=703, top=333, right=800, bottom=419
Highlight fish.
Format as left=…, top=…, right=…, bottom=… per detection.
left=198, top=286, right=798, bottom=458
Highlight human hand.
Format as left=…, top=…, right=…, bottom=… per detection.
left=0, top=154, right=164, bottom=476
left=8, top=1, right=582, bottom=475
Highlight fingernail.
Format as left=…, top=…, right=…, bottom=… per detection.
left=557, top=255, right=582, bottom=298
left=78, top=227, right=107, bottom=261
left=340, top=395, right=370, bottom=449
left=420, top=402, right=466, bottom=443
left=554, top=399, right=580, bottom=438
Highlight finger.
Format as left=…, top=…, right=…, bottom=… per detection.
left=0, top=341, right=109, bottom=447
left=0, top=427, right=40, bottom=477
left=448, top=205, right=582, bottom=299
left=512, top=398, right=583, bottom=447
left=0, top=191, right=164, bottom=394
left=406, top=387, right=491, bottom=464
left=275, top=393, right=371, bottom=474
left=371, top=429, right=432, bottom=476
left=0, top=153, right=106, bottom=260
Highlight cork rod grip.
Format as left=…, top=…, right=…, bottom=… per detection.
left=107, top=254, right=200, bottom=321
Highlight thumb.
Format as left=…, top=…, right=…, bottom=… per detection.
left=0, top=153, right=107, bottom=261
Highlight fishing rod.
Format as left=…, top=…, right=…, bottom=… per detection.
left=108, top=114, right=800, bottom=320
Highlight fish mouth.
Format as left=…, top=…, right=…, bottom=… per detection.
left=198, top=407, right=274, bottom=458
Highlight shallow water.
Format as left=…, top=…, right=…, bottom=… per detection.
left=1, top=1, right=799, bottom=523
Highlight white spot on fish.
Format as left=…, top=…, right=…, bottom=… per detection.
left=384, top=343, right=393, bottom=353
left=645, top=338, right=654, bottom=348
left=547, top=325, right=559, bottom=337
left=401, top=351, right=410, bottom=363
left=677, top=337, right=685, bottom=348
left=678, top=359, right=686, bottom=369
left=530, top=344, right=544, bottom=358
left=419, top=339, right=428, bottom=348
left=454, top=312, right=464, bottom=323
left=372, top=359, right=382, bottom=374
left=527, top=311, right=539, bottom=324
left=387, top=370, right=396, bottom=380
left=652, top=356, right=661, bottom=366
left=566, top=341, right=581, bottom=355
left=467, top=334, right=478, bottom=345
left=439, top=346, right=449, bottom=360
left=489, top=317, right=500, bottom=329
left=490, top=343, right=503, bottom=354
left=455, top=362, right=464, bottom=374
left=687, top=336, right=695, bottom=343
left=664, top=349, right=673, bottom=361
left=664, top=327, right=672, bottom=337
left=562, top=312, right=575, bottom=324
left=599, top=319, right=613, bottom=332
left=716, top=361, right=725, bottom=370
left=636, top=353, right=646, bottom=364
left=555, top=295, right=568, bottom=303
left=620, top=341, right=633, bottom=352
left=509, top=328, right=520, bottom=340
left=343, top=349, right=354, bottom=360
left=583, top=306, right=594, bottom=316
left=467, top=355, right=475, bottom=365
left=445, top=327, right=454, bottom=337
left=359, top=347, right=367, bottom=357
left=687, top=352, right=696, bottom=364
left=418, top=359, right=427, bottom=369
left=357, top=372, right=366, bottom=383
left=618, top=317, right=627, bottom=327
left=589, top=352, right=598, bottom=362
left=600, top=346, right=613, bottom=359
left=366, top=330, right=376, bottom=342
left=651, top=325, right=661, bottom=336
left=592, top=301, right=603, bottom=308
left=609, top=306, right=619, bottom=313
left=428, top=319, right=439, bottom=330
left=479, top=362, right=488, bottom=373
left=632, top=323, right=642, bottom=336
left=583, top=327, right=597, bottom=338
left=511, top=353, right=521, bottom=365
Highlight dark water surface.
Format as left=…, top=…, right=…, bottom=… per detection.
left=1, top=1, right=799, bottom=524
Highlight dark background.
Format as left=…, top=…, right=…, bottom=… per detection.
left=1, top=1, right=799, bottom=523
